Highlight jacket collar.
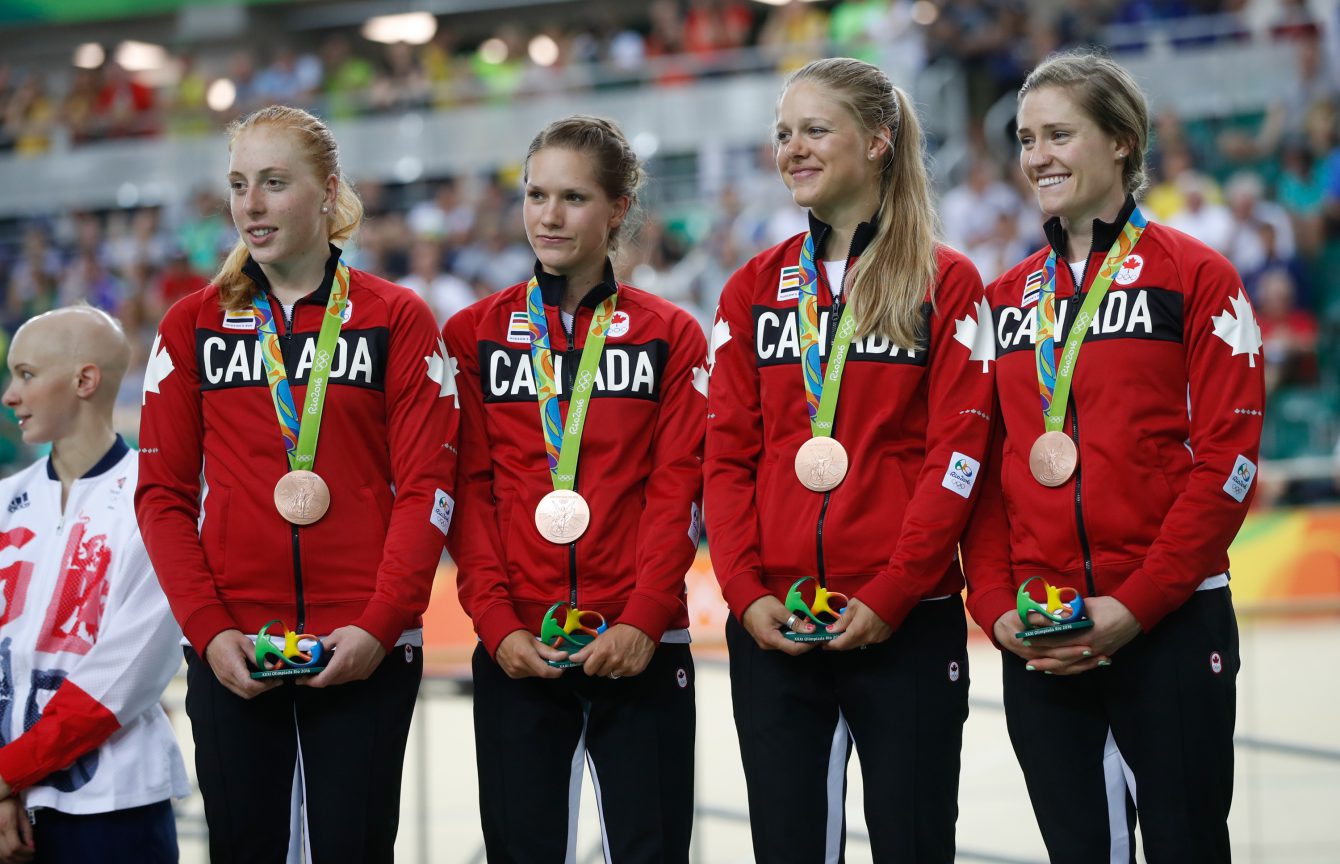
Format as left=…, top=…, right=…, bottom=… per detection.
left=241, top=243, right=342, bottom=305
left=533, top=258, right=618, bottom=309
left=1043, top=195, right=1138, bottom=260
left=805, top=210, right=879, bottom=260
left=46, top=433, right=130, bottom=482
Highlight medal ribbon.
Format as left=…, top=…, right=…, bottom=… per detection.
left=526, top=278, right=618, bottom=491
left=1036, top=207, right=1147, bottom=432
left=252, top=261, right=351, bottom=471
left=797, top=232, right=858, bottom=438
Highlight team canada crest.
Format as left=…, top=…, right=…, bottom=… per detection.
left=608, top=310, right=630, bottom=338
left=1113, top=254, right=1144, bottom=285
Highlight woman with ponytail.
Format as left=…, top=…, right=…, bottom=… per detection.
left=136, top=105, right=457, bottom=862
left=703, top=58, right=994, bottom=861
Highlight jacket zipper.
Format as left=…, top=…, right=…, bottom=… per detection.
left=813, top=227, right=857, bottom=589
left=280, top=299, right=307, bottom=632
left=560, top=307, right=580, bottom=608
left=1067, top=251, right=1097, bottom=598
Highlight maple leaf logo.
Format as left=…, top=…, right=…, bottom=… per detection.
left=1211, top=290, right=1263, bottom=367
left=142, top=332, right=175, bottom=405
left=952, top=296, right=996, bottom=373
left=424, top=338, right=459, bottom=407
left=692, top=315, right=732, bottom=397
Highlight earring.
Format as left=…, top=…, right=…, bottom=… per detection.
left=321, top=206, right=329, bottom=213
left=868, top=152, right=877, bottom=160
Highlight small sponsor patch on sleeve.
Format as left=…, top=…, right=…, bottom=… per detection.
left=688, top=501, right=701, bottom=545
left=941, top=452, right=981, bottom=499
left=1223, top=455, right=1257, bottom=503
left=430, top=489, right=455, bottom=536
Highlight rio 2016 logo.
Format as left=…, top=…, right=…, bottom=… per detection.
left=955, top=460, right=974, bottom=477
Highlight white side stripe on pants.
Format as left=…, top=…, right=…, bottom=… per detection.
left=1103, top=727, right=1135, bottom=864
left=824, top=712, right=851, bottom=864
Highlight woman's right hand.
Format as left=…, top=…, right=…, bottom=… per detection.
left=741, top=595, right=816, bottom=655
left=495, top=630, right=568, bottom=680
left=204, top=629, right=281, bottom=699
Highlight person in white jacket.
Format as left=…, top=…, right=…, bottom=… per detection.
left=0, top=306, right=187, bottom=863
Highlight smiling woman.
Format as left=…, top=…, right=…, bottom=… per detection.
left=135, top=104, right=458, bottom=863
left=704, top=57, right=992, bottom=863
left=961, top=50, right=1264, bottom=864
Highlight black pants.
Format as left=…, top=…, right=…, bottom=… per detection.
left=1003, top=587, right=1239, bottom=864
left=32, top=799, right=177, bottom=863
left=472, top=641, right=696, bottom=863
left=184, top=644, right=422, bottom=864
left=727, top=595, right=970, bottom=864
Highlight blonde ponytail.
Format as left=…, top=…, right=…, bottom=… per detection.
left=784, top=59, right=939, bottom=348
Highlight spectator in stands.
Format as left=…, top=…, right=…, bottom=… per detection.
left=1223, top=170, right=1296, bottom=277
left=758, top=0, right=831, bottom=73
left=963, top=50, right=1261, bottom=864
left=406, top=176, right=475, bottom=245
left=371, top=41, right=430, bottom=112
left=59, top=248, right=123, bottom=312
left=62, top=66, right=101, bottom=144
left=320, top=35, right=375, bottom=118
left=397, top=237, right=474, bottom=323
left=5, top=226, right=61, bottom=329
left=2, top=72, right=56, bottom=157
left=90, top=60, right=158, bottom=139
left=1257, top=266, right=1319, bottom=392
left=254, top=44, right=323, bottom=108
left=940, top=155, right=1024, bottom=258
left=0, top=306, right=189, bottom=864
left=154, top=245, right=208, bottom=310
left=176, top=188, right=233, bottom=278
left=1166, top=170, right=1233, bottom=251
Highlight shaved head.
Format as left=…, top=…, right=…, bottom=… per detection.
left=11, top=306, right=132, bottom=405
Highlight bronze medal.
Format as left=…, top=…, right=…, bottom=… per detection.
left=274, top=470, right=330, bottom=525
left=794, top=436, right=849, bottom=492
left=535, top=489, right=590, bottom=544
left=1029, top=431, right=1078, bottom=487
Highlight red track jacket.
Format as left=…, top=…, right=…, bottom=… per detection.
left=444, top=264, right=706, bottom=656
left=962, top=198, right=1265, bottom=637
left=136, top=250, right=459, bottom=653
left=704, top=216, right=995, bottom=632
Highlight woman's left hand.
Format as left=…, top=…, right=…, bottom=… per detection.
left=1024, top=596, right=1142, bottom=675
left=825, top=598, right=893, bottom=651
left=569, top=624, right=656, bottom=679
left=299, top=625, right=387, bottom=688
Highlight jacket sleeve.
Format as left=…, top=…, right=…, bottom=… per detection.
left=0, top=528, right=182, bottom=793
left=443, top=309, right=526, bottom=657
left=960, top=403, right=1017, bottom=645
left=855, top=252, right=996, bottom=631
left=353, top=291, right=460, bottom=650
left=1110, top=247, right=1265, bottom=629
left=702, top=261, right=772, bottom=617
left=135, top=296, right=238, bottom=653
left=620, top=309, right=707, bottom=640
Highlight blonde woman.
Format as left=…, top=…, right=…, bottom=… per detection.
left=704, top=57, right=994, bottom=862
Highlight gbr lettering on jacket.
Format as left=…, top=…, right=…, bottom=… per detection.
left=195, top=328, right=388, bottom=391
left=752, top=304, right=930, bottom=367
left=481, top=340, right=667, bottom=403
left=994, top=287, right=1184, bottom=355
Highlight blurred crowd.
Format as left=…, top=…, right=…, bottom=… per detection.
left=0, top=0, right=1337, bottom=501
left=0, top=0, right=1287, bottom=154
